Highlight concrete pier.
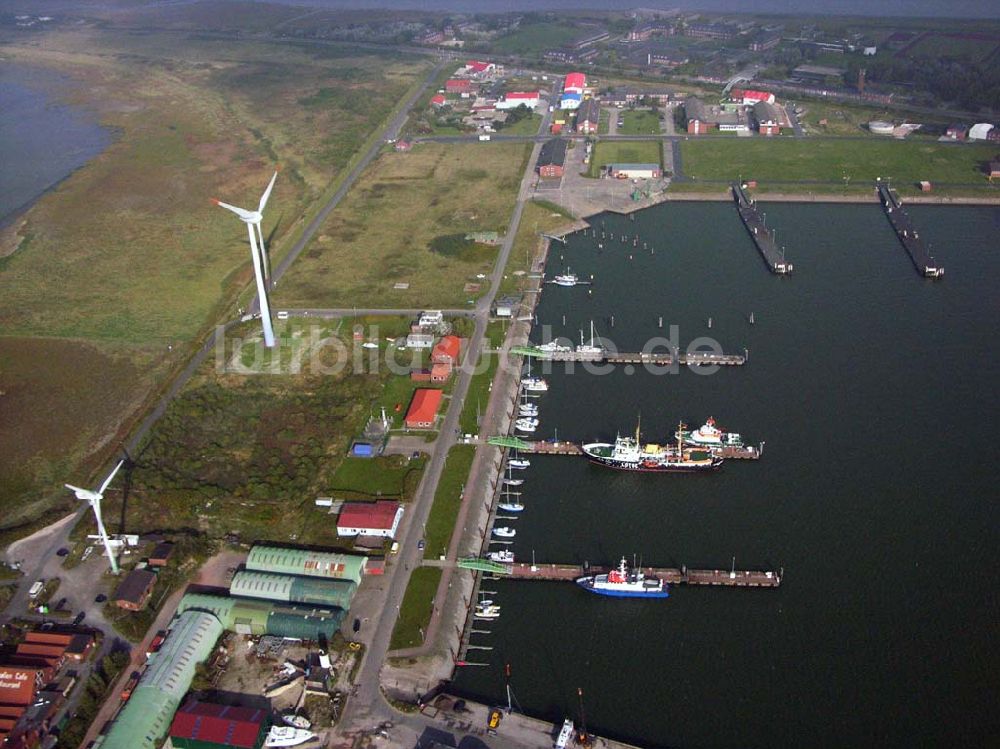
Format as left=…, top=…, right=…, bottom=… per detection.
left=732, top=182, right=793, bottom=274
left=876, top=182, right=945, bottom=278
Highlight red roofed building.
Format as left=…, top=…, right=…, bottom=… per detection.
left=0, top=668, right=43, bottom=707
left=430, top=363, right=452, bottom=382
left=337, top=501, right=404, bottom=538
left=445, top=79, right=473, bottom=94
left=431, top=335, right=461, bottom=365
left=564, top=72, right=586, bottom=93
left=431, top=93, right=447, bottom=107
left=170, top=700, right=269, bottom=749
left=464, top=60, right=495, bottom=77
left=405, top=388, right=443, bottom=429
left=730, top=88, right=775, bottom=105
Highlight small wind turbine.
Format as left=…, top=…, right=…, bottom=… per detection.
left=65, top=460, right=125, bottom=575
left=213, top=170, right=279, bottom=348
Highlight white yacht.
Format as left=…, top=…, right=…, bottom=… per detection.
left=522, top=376, right=549, bottom=392
left=264, top=726, right=317, bottom=748
left=493, top=526, right=516, bottom=538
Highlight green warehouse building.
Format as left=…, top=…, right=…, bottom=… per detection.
left=178, top=593, right=344, bottom=641
left=230, top=570, right=357, bottom=610
left=101, top=610, right=224, bottom=749
left=245, top=544, right=367, bottom=585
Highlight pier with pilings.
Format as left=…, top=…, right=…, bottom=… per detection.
left=510, top=345, right=747, bottom=366
left=876, top=182, right=944, bottom=278
left=732, top=182, right=793, bottom=274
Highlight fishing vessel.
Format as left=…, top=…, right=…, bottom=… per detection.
left=264, top=726, right=316, bottom=747
left=536, top=340, right=572, bottom=353
left=575, top=557, right=669, bottom=599
left=582, top=419, right=722, bottom=472
left=493, top=526, right=516, bottom=538
left=522, top=376, right=548, bottom=393
left=282, top=714, right=312, bottom=730
left=676, top=417, right=745, bottom=449
left=555, top=719, right=576, bottom=749
left=575, top=320, right=603, bottom=356
left=488, top=550, right=515, bottom=563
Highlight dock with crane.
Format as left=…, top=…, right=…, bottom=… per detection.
left=876, top=182, right=944, bottom=278
left=731, top=182, right=793, bottom=274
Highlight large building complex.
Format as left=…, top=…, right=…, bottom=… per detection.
left=245, top=545, right=367, bottom=585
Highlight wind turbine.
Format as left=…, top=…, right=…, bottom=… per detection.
left=213, top=170, right=279, bottom=348
left=65, top=460, right=125, bottom=575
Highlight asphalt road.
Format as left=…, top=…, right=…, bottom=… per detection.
left=335, top=111, right=547, bottom=745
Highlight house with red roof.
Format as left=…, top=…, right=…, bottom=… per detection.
left=464, top=60, right=495, bottom=77
left=564, top=71, right=586, bottom=93
left=730, top=87, right=775, bottom=105
left=431, top=335, right=461, bottom=365
left=430, top=93, right=447, bottom=107
left=337, top=501, right=404, bottom=538
left=445, top=78, right=473, bottom=94
left=169, top=700, right=269, bottom=749
left=405, top=388, right=443, bottom=429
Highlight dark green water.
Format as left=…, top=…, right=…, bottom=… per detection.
left=452, top=202, right=1000, bottom=748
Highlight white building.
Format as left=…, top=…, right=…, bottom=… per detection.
left=969, top=123, right=995, bottom=140
left=418, top=310, right=444, bottom=327
left=496, top=92, right=541, bottom=110
left=336, top=501, right=404, bottom=538
left=406, top=333, right=434, bottom=349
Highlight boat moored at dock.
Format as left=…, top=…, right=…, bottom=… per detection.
left=576, top=557, right=669, bottom=598
left=677, top=417, right=744, bottom=449
left=582, top=420, right=722, bottom=473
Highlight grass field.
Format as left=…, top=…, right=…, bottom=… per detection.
left=680, top=139, right=999, bottom=186
left=274, top=142, right=531, bottom=309
left=389, top=567, right=441, bottom=650
left=588, top=141, right=663, bottom=177
left=0, top=28, right=430, bottom=540
left=459, top=321, right=506, bottom=436
left=901, top=32, right=1000, bottom=63
left=620, top=110, right=662, bottom=135
left=490, top=23, right=581, bottom=55
left=422, top=445, right=476, bottom=559
left=329, top=455, right=427, bottom=500
left=500, top=200, right=577, bottom=297
left=502, top=113, right=543, bottom=136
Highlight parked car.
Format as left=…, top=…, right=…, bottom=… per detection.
left=417, top=539, right=426, bottom=550
left=72, top=612, right=86, bottom=626
left=94, top=593, right=107, bottom=603
left=56, top=548, right=70, bottom=557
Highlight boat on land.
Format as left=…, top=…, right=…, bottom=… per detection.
left=493, top=526, right=516, bottom=538
left=676, top=417, right=744, bottom=449
left=488, top=550, right=515, bottom=563
left=264, top=726, right=316, bottom=747
left=582, top=419, right=722, bottom=473
left=576, top=557, right=669, bottom=599
left=282, top=714, right=312, bottom=730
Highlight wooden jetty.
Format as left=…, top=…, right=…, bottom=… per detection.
left=731, top=183, right=793, bottom=274
left=511, top=346, right=746, bottom=366
left=507, top=562, right=782, bottom=588
left=876, top=182, right=944, bottom=278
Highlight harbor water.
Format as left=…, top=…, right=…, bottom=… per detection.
left=0, top=65, right=111, bottom=227
left=453, top=201, right=1000, bottom=747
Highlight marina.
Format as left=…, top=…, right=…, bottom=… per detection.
left=507, top=562, right=782, bottom=588
left=511, top=345, right=747, bottom=366
left=876, top=181, right=945, bottom=278
left=731, top=182, right=793, bottom=274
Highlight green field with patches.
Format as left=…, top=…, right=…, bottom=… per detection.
left=680, top=138, right=999, bottom=187
left=621, top=110, right=662, bottom=135
left=490, top=23, right=582, bottom=55
left=274, top=142, right=531, bottom=309
left=423, top=445, right=476, bottom=560
left=389, top=567, right=441, bottom=650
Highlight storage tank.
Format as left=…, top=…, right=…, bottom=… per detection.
left=230, top=570, right=357, bottom=610
left=868, top=120, right=894, bottom=136
left=246, top=545, right=367, bottom=585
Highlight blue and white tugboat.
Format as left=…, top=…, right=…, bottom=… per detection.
left=575, top=557, right=669, bottom=599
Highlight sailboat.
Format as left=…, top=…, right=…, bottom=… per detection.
left=498, top=487, right=525, bottom=512
left=576, top=320, right=603, bottom=356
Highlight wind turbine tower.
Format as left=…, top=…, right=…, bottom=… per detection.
left=65, top=460, right=125, bottom=575
left=214, top=171, right=279, bottom=348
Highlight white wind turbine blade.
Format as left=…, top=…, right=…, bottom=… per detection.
left=212, top=199, right=255, bottom=221
left=98, top=459, right=125, bottom=496
left=65, top=484, right=98, bottom=500
left=258, top=171, right=278, bottom=214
